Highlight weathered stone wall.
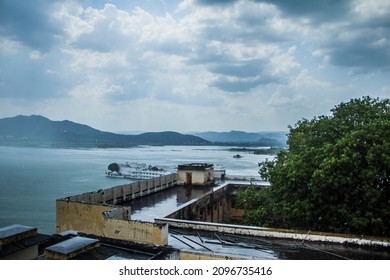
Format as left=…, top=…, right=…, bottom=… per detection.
left=103, top=207, right=131, bottom=220
left=56, top=200, right=168, bottom=245
left=166, top=184, right=242, bottom=223
left=157, top=218, right=390, bottom=248
left=56, top=200, right=114, bottom=234
left=103, top=219, right=168, bottom=245
left=65, top=173, right=177, bottom=204
left=177, top=169, right=214, bottom=185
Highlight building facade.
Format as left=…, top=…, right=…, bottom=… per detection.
left=177, top=163, right=214, bottom=185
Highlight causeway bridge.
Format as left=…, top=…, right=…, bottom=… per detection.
left=61, top=173, right=178, bottom=205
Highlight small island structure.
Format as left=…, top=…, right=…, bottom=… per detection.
left=176, top=163, right=214, bottom=185
left=106, top=162, right=175, bottom=180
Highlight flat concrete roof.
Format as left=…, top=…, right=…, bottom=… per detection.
left=38, top=233, right=178, bottom=260
left=178, top=163, right=214, bottom=171
left=45, top=236, right=99, bottom=255
left=120, top=181, right=390, bottom=260
left=0, top=224, right=37, bottom=246
left=122, top=184, right=215, bottom=221
left=168, top=230, right=390, bottom=260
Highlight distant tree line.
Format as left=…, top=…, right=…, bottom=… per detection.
left=237, top=96, right=390, bottom=237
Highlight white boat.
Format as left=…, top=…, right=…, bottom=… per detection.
left=106, top=162, right=176, bottom=180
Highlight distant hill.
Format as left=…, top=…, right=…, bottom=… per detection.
left=193, top=130, right=287, bottom=147
left=0, top=115, right=210, bottom=148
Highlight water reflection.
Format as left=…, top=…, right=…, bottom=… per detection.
left=124, top=185, right=214, bottom=221
left=168, top=230, right=390, bottom=260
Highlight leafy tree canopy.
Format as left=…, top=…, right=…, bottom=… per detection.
left=238, top=96, right=390, bottom=237
left=108, top=162, right=120, bottom=173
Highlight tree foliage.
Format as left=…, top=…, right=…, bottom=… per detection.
left=238, top=96, right=390, bottom=237
left=108, top=162, right=120, bottom=173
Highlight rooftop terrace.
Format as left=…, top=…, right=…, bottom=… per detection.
left=113, top=179, right=390, bottom=260
left=4, top=171, right=385, bottom=260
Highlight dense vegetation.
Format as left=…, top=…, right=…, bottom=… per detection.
left=108, top=163, right=120, bottom=173
left=237, top=96, right=390, bottom=237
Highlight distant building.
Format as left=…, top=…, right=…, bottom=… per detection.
left=177, top=163, right=214, bottom=185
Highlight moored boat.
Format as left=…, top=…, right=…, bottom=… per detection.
left=106, top=162, right=176, bottom=180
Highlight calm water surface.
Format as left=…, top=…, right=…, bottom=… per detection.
left=0, top=145, right=272, bottom=234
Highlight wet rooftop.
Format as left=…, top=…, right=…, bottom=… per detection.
left=119, top=181, right=390, bottom=260
left=36, top=233, right=177, bottom=260
left=0, top=224, right=36, bottom=242
left=0, top=224, right=38, bottom=253
left=168, top=230, right=389, bottom=260
left=45, top=236, right=99, bottom=255
left=122, top=184, right=216, bottom=221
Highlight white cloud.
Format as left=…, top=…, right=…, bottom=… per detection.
left=353, top=0, right=390, bottom=22
left=0, top=0, right=389, bottom=132
left=0, top=37, right=23, bottom=55
left=29, top=50, right=44, bottom=60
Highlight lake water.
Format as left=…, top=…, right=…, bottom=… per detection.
left=0, top=145, right=272, bottom=234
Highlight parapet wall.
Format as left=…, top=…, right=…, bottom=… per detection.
left=55, top=173, right=177, bottom=246
left=56, top=200, right=168, bottom=245
left=158, top=183, right=390, bottom=248
left=156, top=218, right=390, bottom=248
left=166, top=184, right=245, bottom=223
left=65, top=173, right=177, bottom=204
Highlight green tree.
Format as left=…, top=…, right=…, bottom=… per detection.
left=108, top=162, right=120, bottom=173
left=239, top=96, right=390, bottom=237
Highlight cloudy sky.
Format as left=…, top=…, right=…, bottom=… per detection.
left=1, top=0, right=389, bottom=133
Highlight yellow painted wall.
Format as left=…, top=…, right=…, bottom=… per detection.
left=56, top=200, right=113, bottom=234
left=177, top=169, right=214, bottom=185
left=56, top=200, right=168, bottom=245
left=103, top=219, right=168, bottom=245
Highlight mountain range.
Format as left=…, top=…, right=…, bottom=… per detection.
left=0, top=115, right=287, bottom=148
left=0, top=115, right=209, bottom=148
